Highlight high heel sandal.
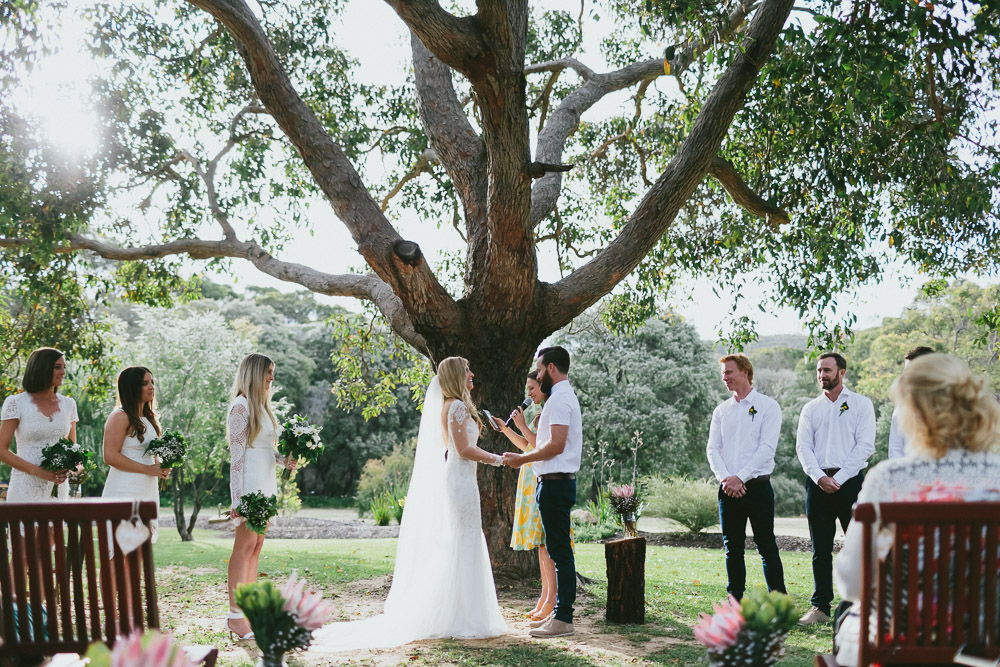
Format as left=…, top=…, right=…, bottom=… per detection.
left=225, top=610, right=254, bottom=641
left=528, top=602, right=554, bottom=621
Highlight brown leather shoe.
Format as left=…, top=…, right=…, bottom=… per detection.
left=529, top=617, right=574, bottom=637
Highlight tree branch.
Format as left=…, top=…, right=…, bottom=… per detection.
left=384, top=0, right=486, bottom=77
left=709, top=157, right=789, bottom=227
left=381, top=150, right=434, bottom=211
left=667, top=1, right=759, bottom=78
left=542, top=0, right=796, bottom=330
left=0, top=233, right=427, bottom=349
left=525, top=58, right=594, bottom=80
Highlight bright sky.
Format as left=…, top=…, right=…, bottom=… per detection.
left=12, top=0, right=945, bottom=341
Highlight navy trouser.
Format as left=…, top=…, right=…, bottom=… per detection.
left=718, top=478, right=786, bottom=600
left=805, top=472, right=864, bottom=615
left=537, top=478, right=576, bottom=623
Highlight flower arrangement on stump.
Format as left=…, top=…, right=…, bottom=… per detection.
left=608, top=483, right=644, bottom=537
left=694, top=588, right=797, bottom=666
left=236, top=571, right=336, bottom=667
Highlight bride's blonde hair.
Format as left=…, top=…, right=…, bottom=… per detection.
left=437, top=356, right=482, bottom=430
left=892, top=353, right=1000, bottom=458
left=229, top=353, right=278, bottom=447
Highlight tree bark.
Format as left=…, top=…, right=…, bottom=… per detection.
left=605, top=536, right=646, bottom=624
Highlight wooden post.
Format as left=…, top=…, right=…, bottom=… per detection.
left=605, top=536, right=645, bottom=624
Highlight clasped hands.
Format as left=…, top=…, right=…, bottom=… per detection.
left=500, top=451, right=525, bottom=469
left=721, top=476, right=746, bottom=498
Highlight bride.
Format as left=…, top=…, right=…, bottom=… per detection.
left=310, top=356, right=507, bottom=652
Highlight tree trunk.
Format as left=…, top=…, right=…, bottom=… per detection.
left=173, top=469, right=193, bottom=542
left=605, top=536, right=646, bottom=624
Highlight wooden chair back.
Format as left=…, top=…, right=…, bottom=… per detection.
left=0, top=499, right=159, bottom=658
left=855, top=501, right=1000, bottom=666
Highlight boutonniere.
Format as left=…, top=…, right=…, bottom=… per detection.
left=839, top=401, right=849, bottom=416
left=748, top=406, right=757, bottom=422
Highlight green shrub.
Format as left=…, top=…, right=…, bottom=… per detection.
left=299, top=495, right=355, bottom=509
left=355, top=439, right=416, bottom=514
left=571, top=520, right=618, bottom=543
left=643, top=476, right=720, bottom=533
left=391, top=494, right=405, bottom=523
left=771, top=474, right=805, bottom=517
left=586, top=487, right=613, bottom=526
left=276, top=471, right=302, bottom=517
left=370, top=492, right=393, bottom=526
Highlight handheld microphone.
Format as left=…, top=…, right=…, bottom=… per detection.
left=505, top=398, right=532, bottom=427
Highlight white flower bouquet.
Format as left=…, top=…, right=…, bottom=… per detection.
left=143, top=431, right=188, bottom=490
left=277, top=415, right=324, bottom=480
left=40, top=437, right=92, bottom=472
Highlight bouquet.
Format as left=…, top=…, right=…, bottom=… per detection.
left=84, top=629, right=195, bottom=667
left=608, top=483, right=644, bottom=537
left=236, top=571, right=336, bottom=667
left=143, top=431, right=188, bottom=490
left=277, top=415, right=324, bottom=480
left=694, top=588, right=797, bottom=667
left=40, top=437, right=92, bottom=472
left=237, top=490, right=278, bottom=535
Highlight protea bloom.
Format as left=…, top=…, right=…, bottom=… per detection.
left=109, top=630, right=195, bottom=667
left=280, top=571, right=336, bottom=631
left=693, top=595, right=745, bottom=650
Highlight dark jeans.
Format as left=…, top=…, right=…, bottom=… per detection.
left=805, top=472, right=864, bottom=615
left=718, top=479, right=786, bottom=600
left=537, top=478, right=576, bottom=623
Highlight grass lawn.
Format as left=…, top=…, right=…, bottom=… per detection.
left=153, top=529, right=832, bottom=666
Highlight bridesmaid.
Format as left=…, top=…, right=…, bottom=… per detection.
left=224, top=353, right=296, bottom=640
left=0, top=347, right=78, bottom=501
left=492, top=371, right=558, bottom=621
left=101, top=366, right=171, bottom=539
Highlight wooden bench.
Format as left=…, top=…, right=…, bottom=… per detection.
left=0, top=499, right=216, bottom=666
left=816, top=501, right=1000, bottom=666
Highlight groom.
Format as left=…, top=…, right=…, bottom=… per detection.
left=503, top=346, right=582, bottom=638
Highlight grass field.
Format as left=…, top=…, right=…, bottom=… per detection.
left=153, top=529, right=833, bottom=665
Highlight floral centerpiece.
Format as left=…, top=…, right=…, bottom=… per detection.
left=608, top=483, right=644, bottom=538
left=237, top=490, right=278, bottom=535
left=694, top=588, right=797, bottom=666
left=236, top=571, right=336, bottom=667
left=144, top=431, right=188, bottom=490
left=84, top=629, right=195, bottom=667
left=40, top=437, right=92, bottom=472
left=277, top=415, right=324, bottom=480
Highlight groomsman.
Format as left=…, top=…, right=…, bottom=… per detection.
left=707, top=354, right=786, bottom=601
left=796, top=352, right=876, bottom=625
left=887, top=345, right=935, bottom=458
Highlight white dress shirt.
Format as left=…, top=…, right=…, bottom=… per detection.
left=706, top=387, right=781, bottom=483
left=532, top=379, right=583, bottom=476
left=796, top=386, right=876, bottom=485
left=886, top=409, right=907, bottom=459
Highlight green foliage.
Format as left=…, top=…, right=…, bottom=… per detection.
left=390, top=493, right=405, bottom=524
left=235, top=580, right=311, bottom=656
left=644, top=476, right=719, bottom=534
left=276, top=470, right=302, bottom=518
left=586, top=487, right=614, bottom=527
left=354, top=439, right=416, bottom=514
left=370, top=492, right=392, bottom=527
left=571, top=519, right=618, bottom=543
left=770, top=474, right=804, bottom=518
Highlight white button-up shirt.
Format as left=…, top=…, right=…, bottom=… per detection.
left=796, top=386, right=876, bottom=485
left=706, top=388, right=781, bottom=483
left=887, top=409, right=907, bottom=459
left=533, top=379, right=583, bottom=476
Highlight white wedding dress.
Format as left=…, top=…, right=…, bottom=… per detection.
left=1, top=392, right=77, bottom=501
left=102, top=409, right=160, bottom=541
left=310, top=377, right=506, bottom=653
left=227, top=395, right=287, bottom=521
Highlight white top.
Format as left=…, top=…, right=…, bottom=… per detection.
left=706, top=387, right=781, bottom=483
left=227, top=395, right=286, bottom=512
left=886, top=409, right=907, bottom=459
left=532, top=380, right=583, bottom=476
left=796, top=386, right=876, bottom=485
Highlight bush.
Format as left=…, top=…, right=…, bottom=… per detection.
left=390, top=494, right=405, bottom=523
left=355, top=439, right=416, bottom=514
left=643, top=476, right=719, bottom=533
left=771, top=474, right=805, bottom=517
left=571, top=520, right=618, bottom=543
left=370, top=492, right=392, bottom=526
left=299, top=495, right=355, bottom=509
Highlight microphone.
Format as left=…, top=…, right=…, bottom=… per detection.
left=505, top=398, right=532, bottom=427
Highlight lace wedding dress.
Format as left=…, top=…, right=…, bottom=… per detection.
left=102, top=409, right=161, bottom=541
left=227, top=395, right=288, bottom=522
left=1, top=392, right=77, bottom=501
left=310, top=377, right=506, bottom=653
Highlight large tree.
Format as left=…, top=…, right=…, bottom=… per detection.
left=2, top=0, right=999, bottom=573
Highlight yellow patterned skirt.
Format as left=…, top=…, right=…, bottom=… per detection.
left=511, top=461, right=545, bottom=550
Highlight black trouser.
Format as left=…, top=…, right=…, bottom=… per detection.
left=718, top=478, right=786, bottom=600
left=805, top=472, right=864, bottom=615
left=537, top=478, right=576, bottom=623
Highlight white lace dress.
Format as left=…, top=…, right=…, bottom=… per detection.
left=227, top=396, right=287, bottom=524
left=102, top=410, right=160, bottom=541
left=1, top=392, right=78, bottom=502
left=834, top=449, right=1000, bottom=666
left=310, top=399, right=506, bottom=652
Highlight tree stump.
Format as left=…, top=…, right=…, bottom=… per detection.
left=605, top=536, right=646, bottom=624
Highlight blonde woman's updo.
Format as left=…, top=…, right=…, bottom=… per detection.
left=437, top=356, right=482, bottom=430
left=892, top=353, right=1000, bottom=458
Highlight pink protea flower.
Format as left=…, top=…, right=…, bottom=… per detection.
left=609, top=484, right=635, bottom=499
left=110, top=630, right=195, bottom=667
left=280, top=571, right=336, bottom=631
left=693, top=595, right=745, bottom=650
